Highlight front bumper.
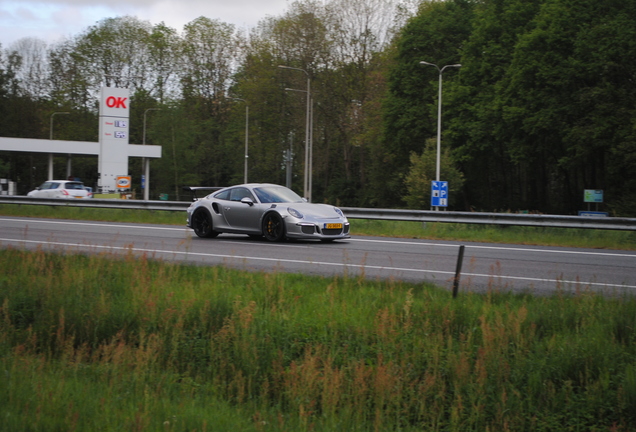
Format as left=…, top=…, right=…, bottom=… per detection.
left=285, top=221, right=351, bottom=240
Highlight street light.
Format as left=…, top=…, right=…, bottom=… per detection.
left=278, top=65, right=312, bottom=202
left=419, top=61, right=461, bottom=185
left=49, top=111, right=69, bottom=180
left=284, top=87, right=313, bottom=199
left=142, top=108, right=161, bottom=201
left=229, top=98, right=249, bottom=183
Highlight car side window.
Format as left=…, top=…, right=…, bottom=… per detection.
left=230, top=187, right=255, bottom=202
left=254, top=189, right=271, bottom=203
left=214, top=190, right=231, bottom=200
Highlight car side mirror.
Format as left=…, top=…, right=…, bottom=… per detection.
left=241, top=197, right=254, bottom=206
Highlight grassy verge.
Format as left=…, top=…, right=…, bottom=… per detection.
left=1, top=204, right=635, bottom=250
left=1, top=248, right=636, bottom=431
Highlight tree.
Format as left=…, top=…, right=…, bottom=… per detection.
left=145, top=23, right=181, bottom=103
left=383, top=0, right=475, bottom=207
left=450, top=0, right=542, bottom=211
left=180, top=17, right=237, bottom=110
left=498, top=0, right=636, bottom=214
left=178, top=17, right=240, bottom=187
left=9, top=37, right=50, bottom=99
left=404, top=138, right=464, bottom=209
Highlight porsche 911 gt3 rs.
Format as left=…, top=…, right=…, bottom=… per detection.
left=186, top=183, right=350, bottom=242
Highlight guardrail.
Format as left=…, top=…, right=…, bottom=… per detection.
left=341, top=207, right=636, bottom=231
left=1, top=195, right=635, bottom=231
left=0, top=196, right=188, bottom=211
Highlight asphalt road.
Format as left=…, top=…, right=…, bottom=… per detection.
left=1, top=216, right=634, bottom=296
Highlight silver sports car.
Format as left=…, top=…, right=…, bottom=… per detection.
left=186, top=183, right=350, bottom=242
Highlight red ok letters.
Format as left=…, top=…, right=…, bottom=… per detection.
left=106, top=96, right=128, bottom=109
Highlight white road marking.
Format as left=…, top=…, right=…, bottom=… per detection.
left=1, top=237, right=634, bottom=290
left=2, top=217, right=635, bottom=258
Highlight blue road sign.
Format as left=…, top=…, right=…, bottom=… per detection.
left=584, top=189, right=603, bottom=203
left=578, top=211, right=608, bottom=217
left=431, top=181, right=448, bottom=207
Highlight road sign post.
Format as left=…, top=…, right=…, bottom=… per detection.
left=431, top=181, right=449, bottom=208
left=583, top=189, right=603, bottom=212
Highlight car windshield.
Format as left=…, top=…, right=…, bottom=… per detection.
left=253, top=186, right=303, bottom=204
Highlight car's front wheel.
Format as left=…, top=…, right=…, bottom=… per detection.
left=192, top=209, right=219, bottom=238
left=262, top=212, right=285, bottom=242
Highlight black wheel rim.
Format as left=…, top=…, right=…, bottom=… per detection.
left=193, top=211, right=210, bottom=235
left=264, top=214, right=283, bottom=240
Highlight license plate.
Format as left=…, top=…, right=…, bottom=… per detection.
left=74, top=196, right=83, bottom=198
left=324, top=223, right=342, bottom=229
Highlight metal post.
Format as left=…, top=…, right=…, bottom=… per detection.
left=244, top=104, right=249, bottom=183
left=228, top=98, right=249, bottom=183
left=308, top=94, right=313, bottom=203
left=419, top=62, right=461, bottom=210
left=143, top=108, right=160, bottom=201
left=286, top=133, right=293, bottom=188
left=49, top=112, right=69, bottom=180
left=144, top=159, right=150, bottom=200
left=436, top=71, right=442, bottom=183
left=305, top=76, right=311, bottom=202
left=48, top=155, right=53, bottom=181
left=278, top=65, right=312, bottom=201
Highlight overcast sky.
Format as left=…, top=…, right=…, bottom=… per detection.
left=0, top=0, right=292, bottom=47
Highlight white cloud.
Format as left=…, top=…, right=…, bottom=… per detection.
left=0, top=0, right=291, bottom=47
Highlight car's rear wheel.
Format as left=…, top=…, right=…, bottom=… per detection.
left=192, top=209, right=219, bottom=238
left=262, top=212, right=285, bottom=242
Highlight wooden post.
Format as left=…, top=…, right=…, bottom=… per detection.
left=452, top=245, right=465, bottom=298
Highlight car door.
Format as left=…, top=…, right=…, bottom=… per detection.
left=44, top=182, right=60, bottom=198
left=220, top=187, right=263, bottom=232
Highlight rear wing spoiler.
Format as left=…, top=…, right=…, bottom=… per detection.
left=182, top=186, right=225, bottom=202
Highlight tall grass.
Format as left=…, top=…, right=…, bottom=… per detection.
left=2, top=204, right=635, bottom=249
left=1, top=248, right=635, bottom=430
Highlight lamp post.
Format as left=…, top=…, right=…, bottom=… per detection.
left=419, top=61, right=461, bottom=184
left=49, top=111, right=69, bottom=180
left=229, top=98, right=249, bottom=183
left=278, top=65, right=312, bottom=202
left=142, top=108, right=161, bottom=201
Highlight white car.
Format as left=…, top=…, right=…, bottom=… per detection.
left=186, top=183, right=350, bottom=242
left=27, top=180, right=93, bottom=199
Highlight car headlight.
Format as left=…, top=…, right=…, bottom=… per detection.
left=334, top=207, right=344, bottom=217
left=287, top=207, right=304, bottom=219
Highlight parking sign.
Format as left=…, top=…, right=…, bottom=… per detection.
left=431, top=181, right=448, bottom=207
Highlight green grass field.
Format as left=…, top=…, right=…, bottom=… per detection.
left=1, top=204, right=636, bottom=430
left=1, top=248, right=635, bottom=431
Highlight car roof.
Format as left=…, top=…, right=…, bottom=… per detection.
left=214, top=183, right=286, bottom=192
left=242, top=183, right=285, bottom=189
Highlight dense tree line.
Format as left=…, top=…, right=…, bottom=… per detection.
left=1, top=0, right=634, bottom=215
left=388, top=0, right=636, bottom=215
